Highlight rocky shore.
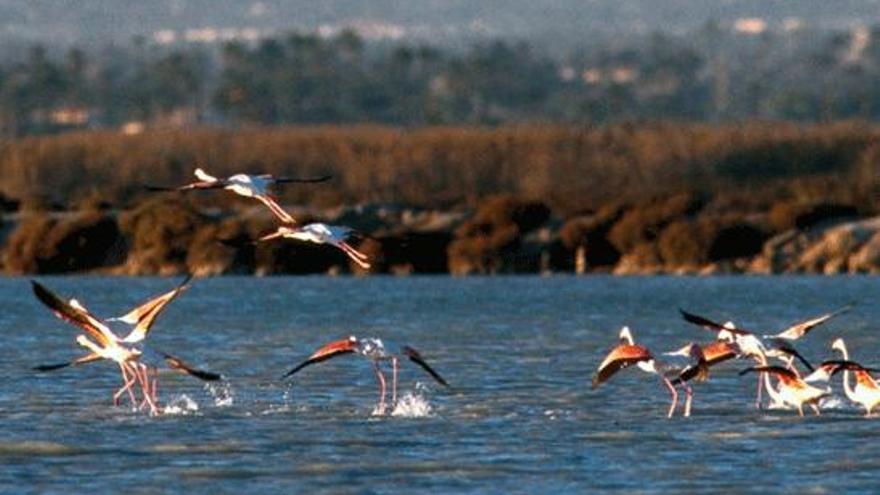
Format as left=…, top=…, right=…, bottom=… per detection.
left=2, top=194, right=878, bottom=276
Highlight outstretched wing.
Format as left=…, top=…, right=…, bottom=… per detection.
left=739, top=365, right=799, bottom=385
left=402, top=345, right=449, bottom=387
left=679, top=308, right=752, bottom=336
left=275, top=174, right=333, bottom=184
left=159, top=351, right=221, bottom=381
left=769, top=305, right=853, bottom=341
left=144, top=181, right=223, bottom=192
left=592, top=344, right=653, bottom=389
left=281, top=338, right=357, bottom=379
left=118, top=275, right=192, bottom=343
left=767, top=340, right=814, bottom=372
left=34, top=352, right=103, bottom=372
left=31, top=281, right=113, bottom=347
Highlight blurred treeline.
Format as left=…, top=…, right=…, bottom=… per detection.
left=1, top=122, right=876, bottom=213
left=5, top=25, right=880, bottom=135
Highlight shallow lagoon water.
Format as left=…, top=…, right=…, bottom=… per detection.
left=1, top=275, right=879, bottom=493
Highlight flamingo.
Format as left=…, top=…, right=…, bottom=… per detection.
left=256, top=223, right=371, bottom=269
left=830, top=338, right=880, bottom=416
left=592, top=327, right=709, bottom=417
left=282, top=336, right=449, bottom=414
left=147, top=167, right=331, bottom=224
left=31, top=280, right=220, bottom=414
left=679, top=309, right=818, bottom=409
left=739, top=365, right=830, bottom=416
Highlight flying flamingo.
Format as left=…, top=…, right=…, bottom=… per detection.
left=829, top=338, right=880, bottom=416
left=592, top=327, right=709, bottom=417
left=31, top=280, right=219, bottom=414
left=739, top=366, right=830, bottom=416
left=256, top=223, right=371, bottom=269
left=147, top=167, right=331, bottom=224
left=282, top=336, right=449, bottom=414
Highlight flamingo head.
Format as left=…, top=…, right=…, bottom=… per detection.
left=831, top=338, right=846, bottom=355
left=618, top=326, right=634, bottom=345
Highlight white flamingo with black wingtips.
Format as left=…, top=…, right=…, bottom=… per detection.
left=31, top=279, right=221, bottom=415
left=257, top=223, right=371, bottom=269
left=147, top=167, right=332, bottom=224
left=282, top=336, right=449, bottom=413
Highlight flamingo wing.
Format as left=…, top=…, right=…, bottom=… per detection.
left=770, top=305, right=853, bottom=340
left=592, top=344, right=653, bottom=388
left=31, top=281, right=113, bottom=347
left=679, top=308, right=753, bottom=336
left=159, top=351, right=221, bottom=381
left=118, top=275, right=192, bottom=342
left=34, top=352, right=103, bottom=372
left=701, top=341, right=739, bottom=367
left=281, top=338, right=358, bottom=379
left=402, top=345, right=449, bottom=387
left=274, top=174, right=333, bottom=184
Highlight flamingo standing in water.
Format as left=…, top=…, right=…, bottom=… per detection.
left=592, top=327, right=710, bottom=417
left=282, top=336, right=449, bottom=413
left=679, top=309, right=822, bottom=409
left=148, top=167, right=331, bottom=224
left=829, top=338, right=880, bottom=416
left=739, top=365, right=830, bottom=416
left=31, top=279, right=220, bottom=414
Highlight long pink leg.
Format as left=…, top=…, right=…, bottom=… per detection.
left=662, top=377, right=678, bottom=418
left=391, top=357, right=399, bottom=408
left=755, top=372, right=764, bottom=410
left=811, top=403, right=821, bottom=416
left=339, top=243, right=370, bottom=268
left=140, top=366, right=159, bottom=415
left=684, top=384, right=693, bottom=417
left=372, top=361, right=386, bottom=413
left=136, top=365, right=149, bottom=410
left=150, top=367, right=159, bottom=407
left=114, top=364, right=138, bottom=407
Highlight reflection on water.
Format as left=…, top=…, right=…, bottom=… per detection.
left=1, top=275, right=879, bottom=493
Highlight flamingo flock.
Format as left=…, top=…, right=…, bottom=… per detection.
left=33, top=168, right=411, bottom=415
left=593, top=306, right=880, bottom=417
left=30, top=167, right=880, bottom=419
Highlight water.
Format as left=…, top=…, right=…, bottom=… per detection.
left=1, top=275, right=879, bottom=493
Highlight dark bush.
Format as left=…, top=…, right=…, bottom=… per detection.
left=3, top=212, right=122, bottom=273
left=608, top=192, right=705, bottom=253
left=657, top=220, right=711, bottom=265
left=3, top=214, right=56, bottom=274
left=448, top=195, right=548, bottom=274
left=120, top=196, right=207, bottom=274
left=38, top=212, right=123, bottom=273
left=707, top=223, right=769, bottom=261
left=794, top=203, right=859, bottom=230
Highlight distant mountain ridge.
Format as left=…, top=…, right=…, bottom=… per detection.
left=0, top=0, right=877, bottom=48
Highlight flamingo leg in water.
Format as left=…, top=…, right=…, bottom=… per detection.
left=391, top=357, right=399, bottom=408
left=662, top=377, right=678, bottom=418
left=137, top=365, right=159, bottom=415
left=684, top=384, right=693, bottom=418
left=150, top=367, right=159, bottom=407
left=755, top=372, right=764, bottom=410
left=811, top=403, right=821, bottom=416
left=114, top=363, right=138, bottom=408
left=372, top=361, right=387, bottom=414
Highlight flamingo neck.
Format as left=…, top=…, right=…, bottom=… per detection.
left=835, top=343, right=859, bottom=402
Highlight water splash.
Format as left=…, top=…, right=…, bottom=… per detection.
left=162, top=395, right=200, bottom=415
left=205, top=381, right=234, bottom=407
left=390, top=390, right=433, bottom=418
